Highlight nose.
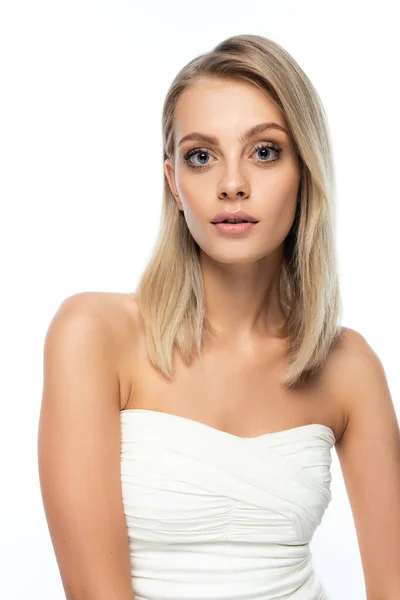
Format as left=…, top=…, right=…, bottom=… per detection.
left=217, top=169, right=250, bottom=200
left=218, top=160, right=250, bottom=200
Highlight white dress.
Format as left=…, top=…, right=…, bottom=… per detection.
left=120, top=408, right=335, bottom=600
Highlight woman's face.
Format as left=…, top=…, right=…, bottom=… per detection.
left=164, top=77, right=301, bottom=265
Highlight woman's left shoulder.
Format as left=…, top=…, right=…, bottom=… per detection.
left=326, top=327, right=400, bottom=597
left=319, top=326, right=394, bottom=443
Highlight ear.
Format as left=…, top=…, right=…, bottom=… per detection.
left=164, top=159, right=182, bottom=210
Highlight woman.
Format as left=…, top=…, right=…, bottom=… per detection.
left=38, top=34, right=400, bottom=599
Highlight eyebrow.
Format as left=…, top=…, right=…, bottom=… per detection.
left=177, top=121, right=289, bottom=148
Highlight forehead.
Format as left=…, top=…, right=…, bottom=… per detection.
left=174, top=78, right=287, bottom=139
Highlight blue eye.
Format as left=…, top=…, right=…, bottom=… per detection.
left=182, top=142, right=283, bottom=171
left=185, top=150, right=212, bottom=168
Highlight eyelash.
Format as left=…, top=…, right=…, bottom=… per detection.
left=182, top=142, right=283, bottom=171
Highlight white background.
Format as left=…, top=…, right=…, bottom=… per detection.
left=1, top=1, right=399, bottom=598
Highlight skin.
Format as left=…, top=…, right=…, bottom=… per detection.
left=163, top=80, right=400, bottom=596
left=164, top=77, right=301, bottom=349
left=38, top=79, right=400, bottom=600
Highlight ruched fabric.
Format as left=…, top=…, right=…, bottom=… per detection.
left=120, top=408, right=335, bottom=600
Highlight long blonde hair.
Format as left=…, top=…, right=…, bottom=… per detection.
left=134, top=34, right=344, bottom=388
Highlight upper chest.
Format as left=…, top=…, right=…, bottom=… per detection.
left=116, top=294, right=346, bottom=442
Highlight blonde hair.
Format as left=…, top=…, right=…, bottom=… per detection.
left=134, top=34, right=344, bottom=388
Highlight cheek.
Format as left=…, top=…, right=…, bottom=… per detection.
left=183, top=206, right=211, bottom=249
left=274, top=197, right=299, bottom=241
left=262, top=183, right=299, bottom=242
left=177, top=177, right=213, bottom=232
left=265, top=163, right=300, bottom=209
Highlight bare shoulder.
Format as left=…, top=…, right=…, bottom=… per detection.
left=324, top=328, right=400, bottom=595
left=326, top=326, right=397, bottom=438
left=47, top=291, right=117, bottom=343
left=50, top=291, right=139, bottom=395
left=39, top=290, right=136, bottom=596
left=68, top=291, right=141, bottom=401
left=55, top=290, right=138, bottom=349
left=57, top=290, right=133, bottom=319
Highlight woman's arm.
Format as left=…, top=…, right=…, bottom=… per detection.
left=334, top=329, right=400, bottom=600
left=38, top=293, right=135, bottom=599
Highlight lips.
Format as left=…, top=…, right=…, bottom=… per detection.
left=212, top=221, right=257, bottom=235
left=211, top=210, right=259, bottom=224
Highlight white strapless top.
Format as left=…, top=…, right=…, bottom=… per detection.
left=120, top=408, right=335, bottom=600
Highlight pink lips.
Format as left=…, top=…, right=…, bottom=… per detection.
left=211, top=210, right=258, bottom=224
left=212, top=222, right=257, bottom=235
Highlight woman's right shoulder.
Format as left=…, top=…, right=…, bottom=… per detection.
left=39, top=291, right=138, bottom=597
left=51, top=290, right=137, bottom=320
left=47, top=291, right=140, bottom=347
left=44, top=292, right=141, bottom=403
left=42, top=292, right=125, bottom=406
